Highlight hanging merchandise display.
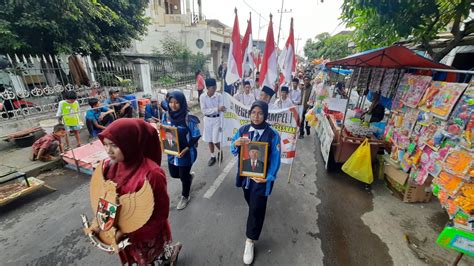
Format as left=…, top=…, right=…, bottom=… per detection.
left=325, top=45, right=473, bottom=259
left=401, top=75, right=432, bottom=108
left=369, top=68, right=385, bottom=92
left=380, top=69, right=401, bottom=98
left=391, top=73, right=412, bottom=111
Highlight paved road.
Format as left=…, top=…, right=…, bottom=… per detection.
left=1, top=133, right=324, bottom=265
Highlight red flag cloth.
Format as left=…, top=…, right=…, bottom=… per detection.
left=225, top=9, right=243, bottom=84
left=242, top=15, right=255, bottom=76
left=279, top=18, right=296, bottom=84
left=259, top=15, right=278, bottom=89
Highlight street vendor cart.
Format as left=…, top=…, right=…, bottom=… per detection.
left=320, top=45, right=453, bottom=167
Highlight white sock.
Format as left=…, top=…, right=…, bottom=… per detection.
left=211, top=152, right=216, bottom=158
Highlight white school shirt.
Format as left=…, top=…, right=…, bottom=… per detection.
left=290, top=88, right=302, bottom=105
left=268, top=102, right=278, bottom=110
left=275, top=97, right=294, bottom=109
left=200, top=92, right=223, bottom=116
left=252, top=88, right=261, bottom=100
left=234, top=92, right=256, bottom=106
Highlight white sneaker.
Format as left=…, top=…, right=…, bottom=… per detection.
left=243, top=240, right=254, bottom=265
left=176, top=196, right=190, bottom=210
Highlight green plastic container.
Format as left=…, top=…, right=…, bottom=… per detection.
left=437, top=226, right=474, bottom=256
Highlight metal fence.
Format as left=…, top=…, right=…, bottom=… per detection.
left=0, top=54, right=102, bottom=122
left=0, top=53, right=198, bottom=125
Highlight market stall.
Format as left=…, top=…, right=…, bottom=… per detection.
left=311, top=45, right=453, bottom=168
left=316, top=45, right=474, bottom=260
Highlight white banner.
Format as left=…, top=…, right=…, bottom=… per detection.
left=222, top=93, right=300, bottom=164
left=315, top=114, right=334, bottom=169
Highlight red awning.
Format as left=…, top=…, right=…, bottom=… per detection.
left=326, top=45, right=452, bottom=70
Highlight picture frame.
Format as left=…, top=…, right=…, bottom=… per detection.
left=159, top=125, right=180, bottom=156
left=239, top=141, right=269, bottom=178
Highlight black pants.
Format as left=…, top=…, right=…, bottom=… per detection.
left=86, top=113, right=115, bottom=137
left=198, top=90, right=204, bottom=103
left=113, top=105, right=133, bottom=118
left=243, top=188, right=268, bottom=241
left=168, top=163, right=193, bottom=198
left=300, top=106, right=311, bottom=136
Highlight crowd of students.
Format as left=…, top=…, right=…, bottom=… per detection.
left=31, top=71, right=324, bottom=265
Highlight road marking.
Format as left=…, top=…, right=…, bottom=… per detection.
left=203, top=158, right=237, bottom=199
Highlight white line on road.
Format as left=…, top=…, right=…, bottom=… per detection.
left=203, top=158, right=237, bottom=199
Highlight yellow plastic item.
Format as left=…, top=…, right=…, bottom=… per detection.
left=342, top=139, right=374, bottom=184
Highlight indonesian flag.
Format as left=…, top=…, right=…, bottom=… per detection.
left=278, top=18, right=296, bottom=84
left=225, top=8, right=243, bottom=85
left=254, top=52, right=262, bottom=72
left=259, top=14, right=278, bottom=89
left=241, top=14, right=255, bottom=78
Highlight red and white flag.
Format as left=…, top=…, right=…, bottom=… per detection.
left=225, top=8, right=243, bottom=85
left=241, top=13, right=255, bottom=78
left=259, top=14, right=278, bottom=89
left=278, top=18, right=296, bottom=84
left=254, top=52, right=262, bottom=72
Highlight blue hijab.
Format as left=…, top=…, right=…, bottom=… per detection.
left=167, top=91, right=188, bottom=125
left=250, top=100, right=269, bottom=129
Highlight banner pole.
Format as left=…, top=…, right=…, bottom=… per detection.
left=287, top=155, right=295, bottom=183
left=287, top=132, right=299, bottom=183
left=219, top=92, right=225, bottom=168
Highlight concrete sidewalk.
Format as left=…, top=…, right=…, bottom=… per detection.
left=0, top=146, right=62, bottom=178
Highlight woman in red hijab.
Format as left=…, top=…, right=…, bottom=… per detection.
left=98, top=118, right=180, bottom=265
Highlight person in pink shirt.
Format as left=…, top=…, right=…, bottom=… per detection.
left=196, top=70, right=206, bottom=103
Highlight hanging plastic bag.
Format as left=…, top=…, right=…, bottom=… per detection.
left=342, top=138, right=374, bottom=184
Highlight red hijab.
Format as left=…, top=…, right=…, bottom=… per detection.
left=99, top=118, right=161, bottom=187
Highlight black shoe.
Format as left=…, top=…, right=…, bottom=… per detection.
left=298, top=135, right=304, bottom=139
left=208, top=157, right=217, bottom=166
left=306, top=128, right=311, bottom=136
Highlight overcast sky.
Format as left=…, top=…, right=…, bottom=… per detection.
left=201, top=0, right=347, bottom=55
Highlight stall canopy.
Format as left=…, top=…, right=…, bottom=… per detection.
left=326, top=45, right=452, bottom=69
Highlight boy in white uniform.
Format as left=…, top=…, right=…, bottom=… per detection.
left=234, top=80, right=256, bottom=106
left=289, top=78, right=302, bottom=105
left=275, top=86, right=294, bottom=109
left=259, top=85, right=278, bottom=110
left=200, top=78, right=226, bottom=166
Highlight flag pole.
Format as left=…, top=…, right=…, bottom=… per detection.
left=219, top=82, right=225, bottom=168
left=287, top=131, right=299, bottom=183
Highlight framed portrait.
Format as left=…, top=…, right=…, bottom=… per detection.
left=239, top=141, right=269, bottom=178
left=159, top=125, right=180, bottom=156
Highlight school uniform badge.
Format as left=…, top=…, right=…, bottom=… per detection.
left=81, top=162, right=155, bottom=253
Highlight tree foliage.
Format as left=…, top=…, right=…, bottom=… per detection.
left=0, top=0, right=150, bottom=57
left=304, top=32, right=354, bottom=61
left=341, top=0, right=473, bottom=62
left=153, top=36, right=210, bottom=72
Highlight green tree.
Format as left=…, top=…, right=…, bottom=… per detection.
left=304, top=32, right=354, bottom=61
left=0, top=0, right=150, bottom=57
left=341, top=0, right=473, bottom=62
left=153, top=36, right=210, bottom=72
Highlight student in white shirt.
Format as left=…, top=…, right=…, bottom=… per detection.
left=289, top=78, right=302, bottom=105
left=275, top=86, right=294, bottom=109
left=235, top=80, right=256, bottom=106
left=259, top=85, right=278, bottom=110
left=200, top=78, right=226, bottom=166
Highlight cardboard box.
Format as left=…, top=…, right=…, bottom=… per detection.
left=384, top=164, right=432, bottom=203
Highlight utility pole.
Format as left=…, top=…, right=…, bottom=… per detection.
left=295, top=36, right=302, bottom=56
left=277, top=0, right=292, bottom=49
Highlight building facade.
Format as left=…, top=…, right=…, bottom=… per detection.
left=124, top=0, right=231, bottom=76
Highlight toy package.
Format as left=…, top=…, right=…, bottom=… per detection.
left=401, top=75, right=432, bottom=108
